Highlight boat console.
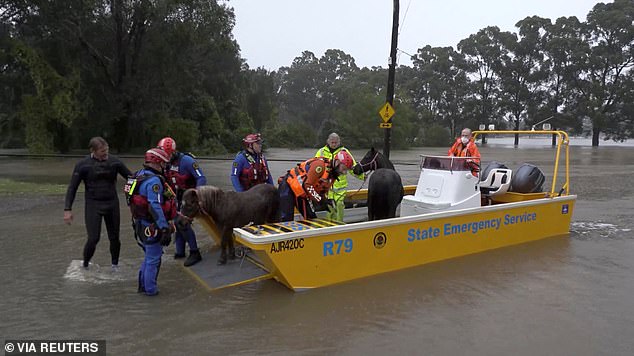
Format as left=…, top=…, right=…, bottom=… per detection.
left=400, top=155, right=481, bottom=216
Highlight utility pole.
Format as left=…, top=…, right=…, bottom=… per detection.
left=383, top=0, right=399, bottom=160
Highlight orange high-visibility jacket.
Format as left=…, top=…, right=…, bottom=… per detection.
left=448, top=137, right=481, bottom=175
left=286, top=157, right=334, bottom=202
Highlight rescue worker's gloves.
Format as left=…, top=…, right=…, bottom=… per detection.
left=159, top=228, right=172, bottom=246
left=352, top=163, right=363, bottom=176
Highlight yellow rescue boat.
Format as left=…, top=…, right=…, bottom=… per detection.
left=200, top=130, right=576, bottom=291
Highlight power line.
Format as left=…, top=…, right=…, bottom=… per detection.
left=396, top=0, right=413, bottom=64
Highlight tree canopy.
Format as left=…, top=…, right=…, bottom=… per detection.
left=1, top=0, right=632, bottom=152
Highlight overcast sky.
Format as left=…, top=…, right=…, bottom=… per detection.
left=227, top=0, right=607, bottom=71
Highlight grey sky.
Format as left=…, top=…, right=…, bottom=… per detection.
left=227, top=0, right=606, bottom=70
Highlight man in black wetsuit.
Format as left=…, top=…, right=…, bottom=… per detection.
left=64, top=137, right=132, bottom=269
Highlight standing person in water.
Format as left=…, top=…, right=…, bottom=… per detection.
left=64, top=137, right=132, bottom=270
left=126, top=147, right=176, bottom=296
left=157, top=137, right=207, bottom=267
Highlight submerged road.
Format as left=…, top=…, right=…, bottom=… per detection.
left=1, top=143, right=633, bottom=355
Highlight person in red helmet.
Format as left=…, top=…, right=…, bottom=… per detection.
left=124, top=147, right=176, bottom=296
left=278, top=151, right=354, bottom=221
left=64, top=137, right=132, bottom=270
left=157, top=137, right=176, bottom=158
left=231, top=133, right=274, bottom=192
left=156, top=137, right=206, bottom=267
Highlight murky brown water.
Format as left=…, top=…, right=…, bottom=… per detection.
left=1, top=141, right=634, bottom=355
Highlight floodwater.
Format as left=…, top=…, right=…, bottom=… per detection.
left=1, top=140, right=634, bottom=355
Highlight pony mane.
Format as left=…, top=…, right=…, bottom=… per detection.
left=197, top=185, right=223, bottom=213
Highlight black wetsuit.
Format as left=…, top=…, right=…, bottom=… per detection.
left=64, top=155, right=132, bottom=266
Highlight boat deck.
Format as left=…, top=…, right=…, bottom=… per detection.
left=240, top=218, right=345, bottom=237
left=182, top=247, right=272, bottom=291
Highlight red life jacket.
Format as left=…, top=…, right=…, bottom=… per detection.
left=124, top=172, right=177, bottom=220
left=165, top=153, right=197, bottom=191
left=239, top=152, right=270, bottom=190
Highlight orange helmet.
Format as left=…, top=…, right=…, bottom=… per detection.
left=145, top=147, right=170, bottom=164
left=157, top=137, right=176, bottom=157
left=335, top=150, right=354, bottom=169
left=243, top=133, right=262, bottom=148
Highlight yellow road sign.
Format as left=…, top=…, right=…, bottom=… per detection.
left=379, top=122, right=392, bottom=128
left=378, top=102, right=395, bottom=122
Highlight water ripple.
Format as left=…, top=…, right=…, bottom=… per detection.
left=570, top=221, right=632, bottom=240
left=63, top=260, right=137, bottom=284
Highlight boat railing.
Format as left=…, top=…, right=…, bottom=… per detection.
left=419, top=155, right=477, bottom=172
left=472, top=130, right=570, bottom=197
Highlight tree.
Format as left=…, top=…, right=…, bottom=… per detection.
left=277, top=49, right=360, bottom=145
left=499, top=16, right=549, bottom=144
left=458, top=27, right=506, bottom=134
left=540, top=16, right=588, bottom=133
left=408, top=45, right=468, bottom=136
left=241, top=67, right=277, bottom=133
left=577, top=0, right=634, bottom=146
left=2, top=0, right=247, bottom=152
left=12, top=42, right=82, bottom=153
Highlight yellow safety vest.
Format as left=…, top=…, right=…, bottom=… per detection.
left=314, top=145, right=364, bottom=198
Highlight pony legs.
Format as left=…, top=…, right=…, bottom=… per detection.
left=218, top=228, right=236, bottom=265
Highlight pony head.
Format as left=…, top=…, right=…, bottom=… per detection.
left=180, top=188, right=201, bottom=223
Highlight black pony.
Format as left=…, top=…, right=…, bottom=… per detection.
left=353, top=147, right=404, bottom=220
left=180, top=184, right=279, bottom=265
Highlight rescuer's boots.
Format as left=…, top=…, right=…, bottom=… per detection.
left=184, top=250, right=202, bottom=267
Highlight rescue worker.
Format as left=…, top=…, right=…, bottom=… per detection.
left=157, top=137, right=206, bottom=267
left=278, top=151, right=355, bottom=221
left=231, top=133, right=274, bottom=192
left=448, top=127, right=481, bottom=176
left=126, top=147, right=176, bottom=296
left=64, top=137, right=132, bottom=270
left=314, top=132, right=364, bottom=221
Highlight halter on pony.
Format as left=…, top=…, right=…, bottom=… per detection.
left=346, top=151, right=381, bottom=198
left=179, top=190, right=212, bottom=224
left=358, top=151, right=380, bottom=172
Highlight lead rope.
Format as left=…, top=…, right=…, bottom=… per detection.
left=348, top=153, right=379, bottom=201
left=349, top=171, right=371, bottom=198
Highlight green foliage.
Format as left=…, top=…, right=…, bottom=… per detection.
left=419, top=124, right=452, bottom=147
left=2, top=0, right=634, bottom=153
left=263, top=120, right=317, bottom=148
left=149, top=115, right=200, bottom=152
left=333, top=93, right=385, bottom=148
left=11, top=42, right=82, bottom=153
left=20, top=95, right=54, bottom=153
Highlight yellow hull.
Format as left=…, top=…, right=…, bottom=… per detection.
left=234, top=195, right=576, bottom=291
left=344, top=184, right=417, bottom=201
left=192, top=185, right=412, bottom=246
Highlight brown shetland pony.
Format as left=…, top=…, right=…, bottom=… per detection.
left=180, top=184, right=279, bottom=265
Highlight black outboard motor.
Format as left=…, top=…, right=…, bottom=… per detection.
left=480, top=161, right=508, bottom=182
left=510, top=163, right=545, bottom=193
